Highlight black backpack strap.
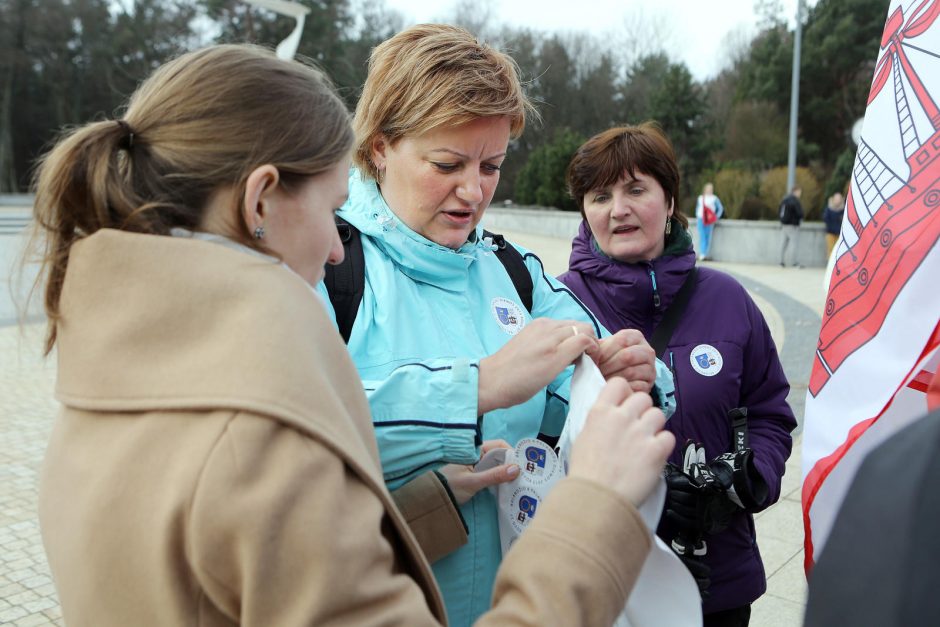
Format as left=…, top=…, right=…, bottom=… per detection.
left=649, top=266, right=698, bottom=357
left=323, top=216, right=364, bottom=344
left=483, top=230, right=533, bottom=313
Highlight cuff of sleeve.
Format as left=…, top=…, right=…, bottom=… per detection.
left=391, top=472, right=469, bottom=563
left=432, top=471, right=468, bottom=533
left=440, top=422, right=482, bottom=466
left=653, top=358, right=676, bottom=418
left=651, top=384, right=664, bottom=409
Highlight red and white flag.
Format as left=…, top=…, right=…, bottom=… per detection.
left=802, top=0, right=940, bottom=574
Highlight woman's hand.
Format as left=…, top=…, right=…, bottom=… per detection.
left=478, top=318, right=598, bottom=415
left=438, top=440, right=518, bottom=505
left=569, top=378, right=675, bottom=507
left=594, top=329, right=656, bottom=394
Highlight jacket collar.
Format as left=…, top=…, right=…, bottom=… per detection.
left=56, top=229, right=380, bottom=468
left=568, top=219, right=695, bottom=285
left=567, top=220, right=696, bottom=329
left=339, top=169, right=493, bottom=292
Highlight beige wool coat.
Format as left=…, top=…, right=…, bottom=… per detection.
left=39, top=229, right=652, bottom=626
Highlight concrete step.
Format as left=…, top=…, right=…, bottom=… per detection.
left=0, top=210, right=33, bottom=235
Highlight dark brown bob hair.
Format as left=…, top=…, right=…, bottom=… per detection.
left=566, top=122, right=688, bottom=229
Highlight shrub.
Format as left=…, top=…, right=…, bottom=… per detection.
left=514, top=129, right=585, bottom=211
left=739, top=196, right=773, bottom=220
left=758, top=166, right=822, bottom=220
left=713, top=169, right=758, bottom=219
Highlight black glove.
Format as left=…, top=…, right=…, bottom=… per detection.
left=664, top=442, right=740, bottom=537
left=706, top=449, right=770, bottom=511
left=664, top=462, right=708, bottom=535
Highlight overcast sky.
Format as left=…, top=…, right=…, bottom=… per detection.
left=381, top=0, right=816, bottom=81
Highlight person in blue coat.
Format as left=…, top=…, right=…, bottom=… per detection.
left=316, top=25, right=675, bottom=627
left=694, top=182, right=724, bottom=261
left=558, top=124, right=796, bottom=627
left=822, top=191, right=845, bottom=259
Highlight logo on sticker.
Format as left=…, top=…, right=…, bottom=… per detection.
left=690, top=344, right=723, bottom=376
left=525, top=446, right=546, bottom=469
left=491, top=297, right=525, bottom=336
left=509, top=486, right=542, bottom=534
left=514, top=438, right=560, bottom=486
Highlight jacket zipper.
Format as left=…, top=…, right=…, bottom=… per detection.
left=649, top=268, right=661, bottom=308
left=669, top=350, right=679, bottom=411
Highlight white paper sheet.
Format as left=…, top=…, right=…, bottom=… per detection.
left=478, top=354, right=702, bottom=626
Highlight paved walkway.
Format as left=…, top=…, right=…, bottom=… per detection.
left=0, top=228, right=824, bottom=626
left=0, top=325, right=59, bottom=626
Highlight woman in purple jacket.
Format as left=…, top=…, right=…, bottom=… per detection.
left=558, top=123, right=796, bottom=627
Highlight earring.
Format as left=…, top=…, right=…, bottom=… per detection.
left=254, top=225, right=265, bottom=240
left=665, top=219, right=672, bottom=236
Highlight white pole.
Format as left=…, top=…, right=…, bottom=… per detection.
left=787, top=0, right=804, bottom=192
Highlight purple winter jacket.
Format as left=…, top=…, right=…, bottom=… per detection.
left=559, top=221, right=796, bottom=614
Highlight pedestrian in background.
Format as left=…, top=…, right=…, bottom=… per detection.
left=695, top=182, right=723, bottom=261
left=822, top=191, right=845, bottom=259
left=778, top=186, right=804, bottom=267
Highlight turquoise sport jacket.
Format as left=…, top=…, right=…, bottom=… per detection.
left=317, top=170, right=675, bottom=627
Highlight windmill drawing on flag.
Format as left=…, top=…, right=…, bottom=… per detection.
left=802, top=0, right=940, bottom=574
left=810, top=0, right=940, bottom=396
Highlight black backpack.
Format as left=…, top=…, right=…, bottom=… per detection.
left=324, top=216, right=534, bottom=343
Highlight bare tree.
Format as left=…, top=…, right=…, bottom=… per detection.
left=754, top=0, right=786, bottom=29
left=609, top=7, right=675, bottom=79
left=0, top=0, right=23, bottom=192
left=719, top=23, right=755, bottom=72
left=557, top=31, right=607, bottom=83
left=448, top=0, right=496, bottom=40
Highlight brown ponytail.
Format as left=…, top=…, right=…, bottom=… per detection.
left=26, top=44, right=353, bottom=354
left=29, top=121, right=146, bottom=352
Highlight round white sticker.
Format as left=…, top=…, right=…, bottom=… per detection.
left=689, top=343, right=723, bottom=376
left=491, top=297, right=526, bottom=336
left=513, top=438, right=560, bottom=486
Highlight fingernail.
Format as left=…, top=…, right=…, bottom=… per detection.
left=507, top=465, right=520, bottom=477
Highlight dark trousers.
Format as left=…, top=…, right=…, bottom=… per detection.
left=704, top=604, right=751, bottom=627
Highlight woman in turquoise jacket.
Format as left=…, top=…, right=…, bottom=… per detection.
left=318, top=24, right=675, bottom=626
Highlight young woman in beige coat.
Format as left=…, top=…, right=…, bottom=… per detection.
left=31, top=44, right=674, bottom=626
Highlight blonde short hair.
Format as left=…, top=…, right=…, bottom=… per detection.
left=353, top=24, right=536, bottom=180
